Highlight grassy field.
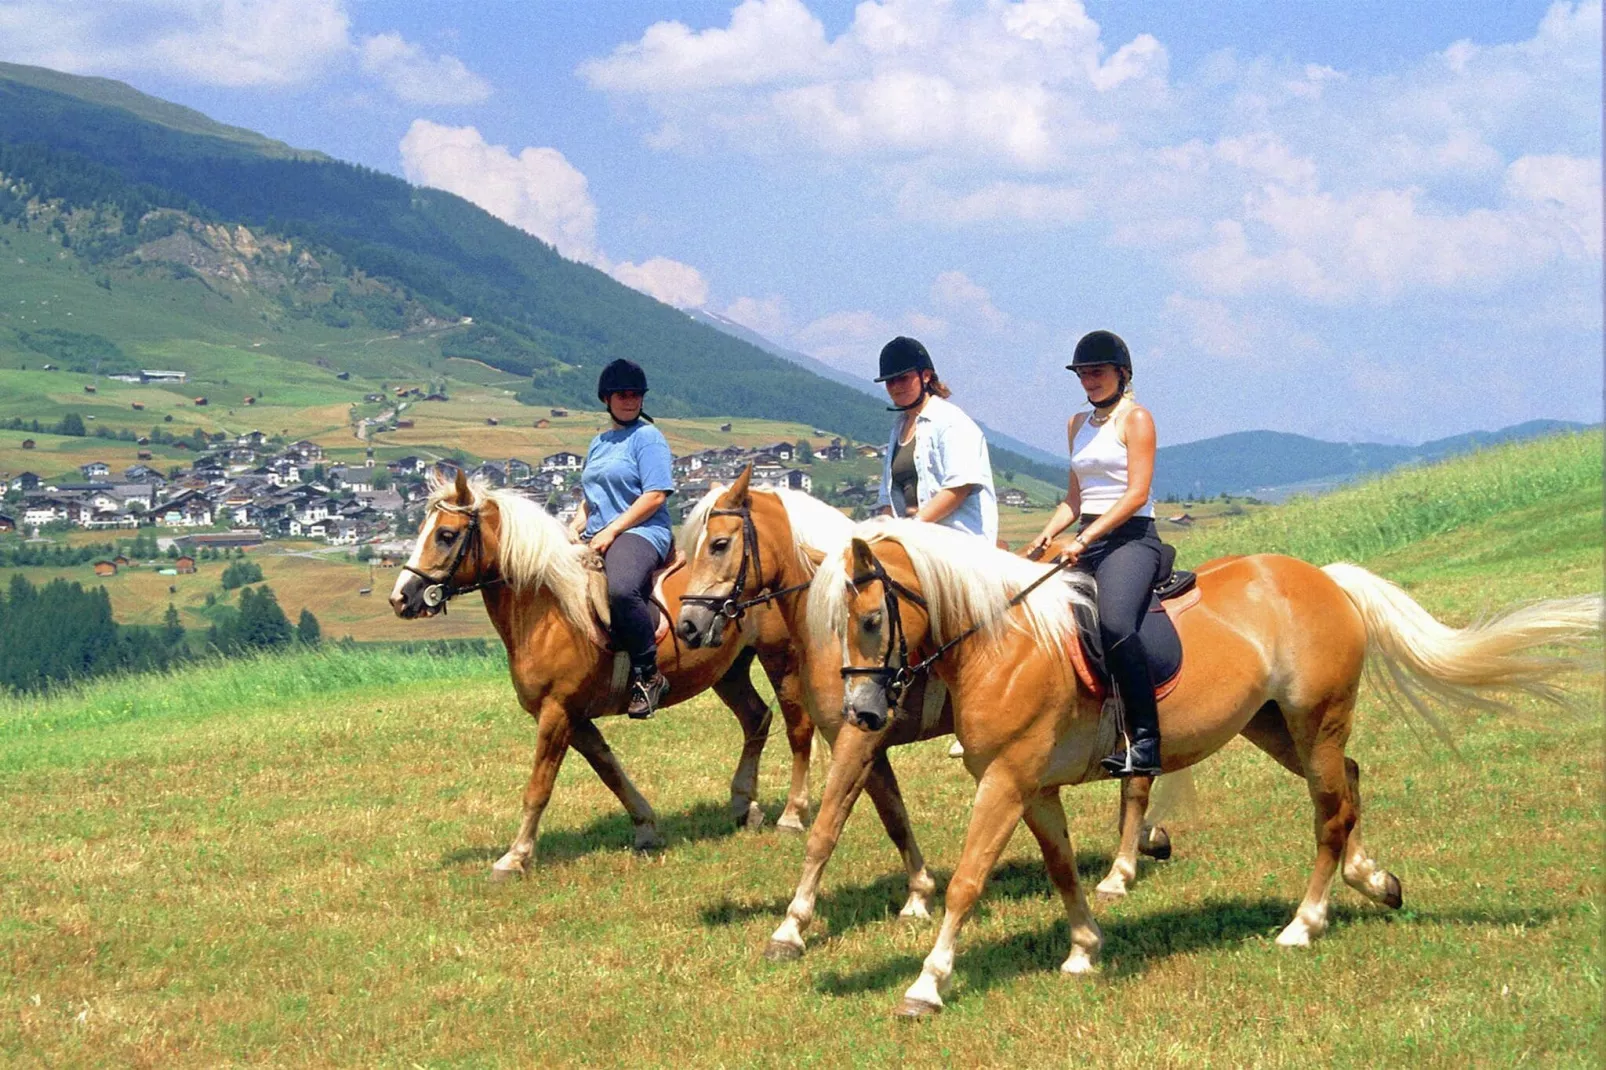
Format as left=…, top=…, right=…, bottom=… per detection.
left=0, top=436, right=1600, bottom=1066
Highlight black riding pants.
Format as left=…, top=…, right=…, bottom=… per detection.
left=1076, top=515, right=1163, bottom=738
left=603, top=532, right=663, bottom=674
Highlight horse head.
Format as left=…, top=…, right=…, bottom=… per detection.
left=677, top=463, right=764, bottom=649
left=390, top=468, right=503, bottom=619
left=838, top=535, right=933, bottom=733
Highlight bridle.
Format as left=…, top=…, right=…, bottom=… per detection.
left=679, top=504, right=812, bottom=627
left=401, top=503, right=502, bottom=611
left=842, top=543, right=1072, bottom=713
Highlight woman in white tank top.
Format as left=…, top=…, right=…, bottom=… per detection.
left=1025, top=331, right=1165, bottom=778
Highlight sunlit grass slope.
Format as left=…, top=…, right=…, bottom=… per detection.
left=0, top=434, right=1599, bottom=1066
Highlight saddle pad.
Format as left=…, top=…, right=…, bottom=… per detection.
left=1066, top=586, right=1201, bottom=703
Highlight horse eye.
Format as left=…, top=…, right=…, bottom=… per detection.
left=861, top=611, right=883, bottom=632
left=437, top=528, right=457, bottom=545
left=710, top=537, right=731, bottom=554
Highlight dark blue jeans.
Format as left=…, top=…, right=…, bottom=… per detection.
left=1076, top=515, right=1163, bottom=738
left=603, top=532, right=663, bottom=674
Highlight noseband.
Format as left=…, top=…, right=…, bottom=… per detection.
left=401, top=504, right=501, bottom=611
left=680, top=505, right=812, bottom=626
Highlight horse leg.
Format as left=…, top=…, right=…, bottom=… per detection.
left=1023, top=787, right=1102, bottom=975
left=713, top=649, right=771, bottom=831
left=1275, top=696, right=1359, bottom=948
left=1339, top=757, right=1403, bottom=909
left=765, top=723, right=885, bottom=960
left=1096, top=774, right=1154, bottom=901
left=757, top=647, right=814, bottom=833
left=865, top=752, right=938, bottom=921
left=895, top=767, right=1028, bottom=1017
left=491, top=701, right=574, bottom=881
left=568, top=718, right=664, bottom=853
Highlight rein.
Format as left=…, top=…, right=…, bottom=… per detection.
left=401, top=503, right=503, bottom=611
left=680, top=505, right=812, bottom=625
left=844, top=547, right=1072, bottom=709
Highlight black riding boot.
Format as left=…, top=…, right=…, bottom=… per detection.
left=1099, top=633, right=1162, bottom=777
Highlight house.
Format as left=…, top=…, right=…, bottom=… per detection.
left=505, top=458, right=532, bottom=482
left=999, top=488, right=1031, bottom=508
left=10, top=472, right=41, bottom=492
left=193, top=397, right=208, bottom=406
left=549, top=408, right=568, bottom=417
left=1166, top=513, right=1194, bottom=526
left=0, top=514, right=13, bottom=533
left=131, top=402, right=144, bottom=411
left=142, top=370, right=187, bottom=383
left=93, top=560, right=117, bottom=576
left=111, top=484, right=155, bottom=511
left=757, top=441, right=796, bottom=463
left=243, top=396, right=256, bottom=405
left=815, top=437, right=848, bottom=462
left=290, top=440, right=324, bottom=463
left=856, top=444, right=885, bottom=459
left=151, top=490, right=213, bottom=528
left=485, top=417, right=499, bottom=426
left=471, top=462, right=507, bottom=487
left=394, top=419, right=414, bottom=429
left=136, top=450, right=153, bottom=460
left=237, top=431, right=268, bottom=448
left=83, top=384, right=97, bottom=394
left=174, top=555, right=197, bottom=574
left=719, top=423, right=732, bottom=433
left=113, top=555, right=131, bottom=567
left=20, top=439, right=34, bottom=450
left=80, top=461, right=111, bottom=479
left=541, top=451, right=584, bottom=472
left=533, top=418, right=551, bottom=429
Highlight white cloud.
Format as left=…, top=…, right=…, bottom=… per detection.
left=0, top=1, right=493, bottom=103
left=358, top=32, right=490, bottom=105
left=611, top=257, right=709, bottom=308
left=895, top=177, right=1086, bottom=225
left=723, top=295, right=792, bottom=339
left=931, top=270, right=1006, bottom=329
left=577, top=0, right=830, bottom=92
left=398, top=120, right=599, bottom=263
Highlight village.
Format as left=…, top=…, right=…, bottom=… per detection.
left=0, top=424, right=1048, bottom=550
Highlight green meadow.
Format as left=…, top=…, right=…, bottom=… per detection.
left=0, top=434, right=1599, bottom=1066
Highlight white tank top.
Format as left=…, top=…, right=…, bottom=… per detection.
left=1071, top=414, right=1154, bottom=518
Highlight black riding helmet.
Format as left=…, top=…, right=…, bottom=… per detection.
left=1066, top=330, right=1132, bottom=373
left=597, top=358, right=653, bottom=422
left=875, top=336, right=936, bottom=412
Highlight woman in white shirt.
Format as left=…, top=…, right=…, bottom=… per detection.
left=874, top=336, right=998, bottom=544
left=1025, top=331, right=1163, bottom=777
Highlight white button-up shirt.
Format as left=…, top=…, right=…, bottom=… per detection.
left=877, top=395, right=998, bottom=543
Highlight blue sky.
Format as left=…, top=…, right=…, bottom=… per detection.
left=1, top=1, right=1599, bottom=450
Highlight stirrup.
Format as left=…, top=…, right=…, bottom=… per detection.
left=1100, top=739, right=1161, bottom=778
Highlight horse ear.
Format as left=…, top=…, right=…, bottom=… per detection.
left=719, top=462, right=753, bottom=507
left=453, top=467, right=470, bottom=502
left=850, top=537, right=876, bottom=575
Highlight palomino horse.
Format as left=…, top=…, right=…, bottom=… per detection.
left=817, top=519, right=1599, bottom=1017
left=674, top=469, right=1175, bottom=959
left=389, top=470, right=815, bottom=879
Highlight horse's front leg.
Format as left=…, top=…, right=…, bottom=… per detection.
left=713, top=649, right=772, bottom=830
left=1097, top=774, right=1155, bottom=900
left=766, top=722, right=884, bottom=960
left=491, top=700, right=574, bottom=882
left=569, top=718, right=663, bottom=852
left=757, top=646, right=814, bottom=833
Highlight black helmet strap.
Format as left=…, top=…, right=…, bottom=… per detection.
left=884, top=370, right=930, bottom=412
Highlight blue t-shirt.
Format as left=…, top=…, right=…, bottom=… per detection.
left=581, top=420, right=675, bottom=558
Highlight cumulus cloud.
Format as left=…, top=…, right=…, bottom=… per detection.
left=896, top=177, right=1086, bottom=225
left=723, top=295, right=793, bottom=339
left=399, top=120, right=599, bottom=263
left=0, top=0, right=492, bottom=102
left=578, top=0, right=830, bottom=92
left=611, top=257, right=709, bottom=308
left=358, top=32, right=490, bottom=105
left=931, top=271, right=1006, bottom=329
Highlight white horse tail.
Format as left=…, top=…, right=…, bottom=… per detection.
left=1321, top=562, right=1602, bottom=741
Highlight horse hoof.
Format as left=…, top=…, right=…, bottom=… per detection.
left=489, top=866, right=524, bottom=883
left=764, top=939, right=804, bottom=963
left=1381, top=873, right=1403, bottom=910
left=893, top=997, right=942, bottom=1020
left=775, top=814, right=808, bottom=835
left=1138, top=826, right=1172, bottom=861
left=742, top=802, right=766, bottom=831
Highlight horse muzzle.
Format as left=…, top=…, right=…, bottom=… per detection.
left=676, top=604, right=724, bottom=650
left=390, top=573, right=444, bottom=619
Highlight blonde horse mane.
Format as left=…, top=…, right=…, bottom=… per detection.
left=808, top=518, right=1087, bottom=655
left=426, top=471, right=592, bottom=632
left=677, top=484, right=853, bottom=577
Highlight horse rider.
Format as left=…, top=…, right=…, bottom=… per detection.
left=1025, top=330, right=1164, bottom=777
left=874, top=336, right=998, bottom=543
left=572, top=359, right=676, bottom=718
left=873, top=336, right=997, bottom=758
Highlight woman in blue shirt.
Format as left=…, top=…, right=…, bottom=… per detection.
left=573, top=359, right=676, bottom=717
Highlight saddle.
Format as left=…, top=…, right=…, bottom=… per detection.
left=585, top=547, right=685, bottom=651
left=1065, top=542, right=1200, bottom=704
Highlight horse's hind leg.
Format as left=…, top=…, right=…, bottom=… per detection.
left=492, top=700, right=574, bottom=881
left=1275, top=694, right=1361, bottom=948
left=713, top=649, right=771, bottom=830
left=865, top=753, right=937, bottom=920
left=1339, top=757, right=1403, bottom=909
left=1024, top=787, right=1102, bottom=975
left=756, top=646, right=814, bottom=833
left=569, top=718, right=663, bottom=853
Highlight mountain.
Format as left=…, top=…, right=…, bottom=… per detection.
left=686, top=308, right=1067, bottom=477
left=1155, top=419, right=1594, bottom=501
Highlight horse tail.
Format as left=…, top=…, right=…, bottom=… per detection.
left=1321, top=562, right=1602, bottom=743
